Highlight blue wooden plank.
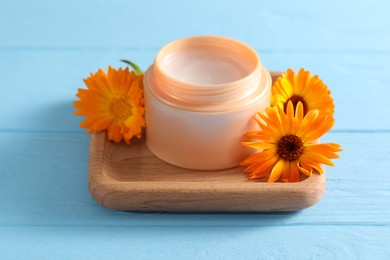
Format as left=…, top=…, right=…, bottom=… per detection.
left=1, top=0, right=389, bottom=52
left=0, top=132, right=388, bottom=226
left=0, top=226, right=388, bottom=259
left=0, top=49, right=155, bottom=131
left=0, top=50, right=389, bottom=130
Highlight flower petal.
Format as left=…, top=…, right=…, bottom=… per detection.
left=74, top=66, right=145, bottom=143
left=268, top=159, right=285, bottom=182
left=281, top=161, right=291, bottom=182
left=290, top=161, right=300, bottom=182
left=298, top=161, right=313, bottom=177
left=241, top=141, right=275, bottom=150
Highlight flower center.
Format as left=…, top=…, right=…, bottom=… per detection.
left=284, top=95, right=308, bottom=115
left=277, top=135, right=304, bottom=161
left=110, top=98, right=133, bottom=121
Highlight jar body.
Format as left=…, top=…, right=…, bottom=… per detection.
left=143, top=36, right=272, bottom=170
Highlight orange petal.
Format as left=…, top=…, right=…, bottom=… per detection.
left=305, top=143, right=341, bottom=159
left=240, top=148, right=277, bottom=165
left=290, top=161, right=300, bottom=182
left=303, top=150, right=335, bottom=166
left=300, top=155, right=324, bottom=174
left=281, top=161, right=291, bottom=182
left=298, top=161, right=313, bottom=177
left=268, top=159, right=285, bottom=182
left=241, top=141, right=275, bottom=150
left=246, top=154, right=279, bottom=175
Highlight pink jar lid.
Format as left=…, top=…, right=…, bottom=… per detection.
left=151, top=36, right=268, bottom=109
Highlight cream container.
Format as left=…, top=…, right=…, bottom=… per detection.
left=144, top=36, right=271, bottom=170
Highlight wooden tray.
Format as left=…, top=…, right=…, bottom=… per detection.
left=88, top=72, right=325, bottom=212
left=88, top=135, right=325, bottom=212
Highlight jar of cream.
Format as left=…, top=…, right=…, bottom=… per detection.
left=144, top=36, right=271, bottom=170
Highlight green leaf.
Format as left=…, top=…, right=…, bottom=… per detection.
left=120, top=59, right=144, bottom=75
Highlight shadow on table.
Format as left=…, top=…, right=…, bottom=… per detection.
left=118, top=210, right=304, bottom=227
left=32, top=100, right=82, bottom=130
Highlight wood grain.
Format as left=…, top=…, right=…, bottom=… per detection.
left=1, top=1, right=389, bottom=51
left=1, top=226, right=389, bottom=259
left=2, top=51, right=390, bottom=131
left=88, top=71, right=324, bottom=212
left=1, top=0, right=390, bottom=258
left=1, top=132, right=389, bottom=226
left=88, top=131, right=325, bottom=212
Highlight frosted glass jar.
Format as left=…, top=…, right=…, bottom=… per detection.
left=144, top=36, right=271, bottom=170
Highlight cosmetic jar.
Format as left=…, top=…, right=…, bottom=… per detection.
left=144, top=36, right=271, bottom=170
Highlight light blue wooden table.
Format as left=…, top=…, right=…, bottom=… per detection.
left=1, top=0, right=389, bottom=259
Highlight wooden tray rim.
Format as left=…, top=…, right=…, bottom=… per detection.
left=87, top=71, right=326, bottom=211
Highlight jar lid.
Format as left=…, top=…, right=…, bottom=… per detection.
left=145, top=36, right=270, bottom=112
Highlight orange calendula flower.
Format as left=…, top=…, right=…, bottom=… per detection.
left=272, top=68, right=334, bottom=119
left=241, top=101, right=341, bottom=182
left=74, top=66, right=145, bottom=144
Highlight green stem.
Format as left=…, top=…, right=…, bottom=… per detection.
left=120, top=59, right=143, bottom=75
